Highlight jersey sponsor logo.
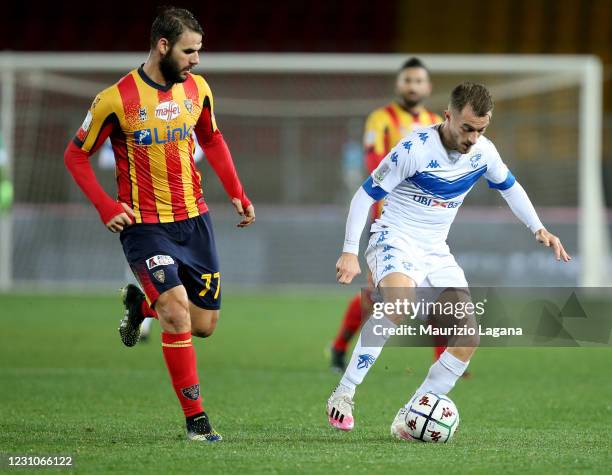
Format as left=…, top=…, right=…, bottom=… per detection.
left=357, top=354, right=376, bottom=369
left=184, top=99, right=193, bottom=114
left=426, top=160, right=441, bottom=169
left=412, top=194, right=461, bottom=208
left=418, top=132, right=429, bottom=144
left=146, top=254, right=175, bottom=269
left=81, top=111, right=93, bottom=132
left=402, top=140, right=412, bottom=152
left=138, top=107, right=148, bottom=121
left=134, top=123, right=194, bottom=146
left=373, top=163, right=390, bottom=182
left=470, top=153, right=482, bottom=169
left=155, top=100, right=181, bottom=121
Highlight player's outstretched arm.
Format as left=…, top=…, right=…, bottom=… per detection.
left=535, top=228, right=571, bottom=262
left=496, top=181, right=571, bottom=262
left=337, top=187, right=376, bottom=284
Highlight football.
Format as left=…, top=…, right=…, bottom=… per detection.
left=402, top=392, right=459, bottom=443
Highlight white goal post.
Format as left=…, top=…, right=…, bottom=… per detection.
left=0, top=53, right=607, bottom=288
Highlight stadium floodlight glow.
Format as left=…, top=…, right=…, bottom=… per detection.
left=0, top=53, right=607, bottom=288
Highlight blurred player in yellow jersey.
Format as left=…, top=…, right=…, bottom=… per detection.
left=331, top=58, right=444, bottom=371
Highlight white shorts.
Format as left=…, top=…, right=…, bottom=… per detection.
left=365, top=229, right=468, bottom=289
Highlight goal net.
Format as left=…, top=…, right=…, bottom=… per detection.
left=0, top=53, right=608, bottom=290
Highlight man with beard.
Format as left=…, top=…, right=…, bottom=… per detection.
left=330, top=58, right=445, bottom=372
left=64, top=6, right=255, bottom=441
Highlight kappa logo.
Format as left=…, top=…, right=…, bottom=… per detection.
left=146, top=255, right=175, bottom=269
left=181, top=384, right=200, bottom=401
left=155, top=100, right=181, bottom=121
left=382, top=264, right=395, bottom=273
left=153, top=270, right=165, bottom=283
left=390, top=151, right=399, bottom=166
left=403, top=140, right=413, bottom=152
left=357, top=354, right=376, bottom=369
left=418, top=132, right=429, bottom=144
left=383, top=254, right=394, bottom=261
left=382, top=245, right=393, bottom=252
left=376, top=230, right=389, bottom=244
left=426, top=160, right=441, bottom=169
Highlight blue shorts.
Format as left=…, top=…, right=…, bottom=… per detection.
left=120, top=212, right=221, bottom=310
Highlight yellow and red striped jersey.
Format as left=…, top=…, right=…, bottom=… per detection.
left=364, top=101, right=442, bottom=172
left=74, top=66, right=216, bottom=224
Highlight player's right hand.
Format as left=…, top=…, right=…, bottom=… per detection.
left=336, top=252, right=361, bottom=284
left=105, top=203, right=135, bottom=233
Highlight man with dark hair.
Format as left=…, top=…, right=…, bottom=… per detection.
left=327, top=81, right=570, bottom=436
left=64, top=6, right=254, bottom=442
left=330, top=58, right=443, bottom=372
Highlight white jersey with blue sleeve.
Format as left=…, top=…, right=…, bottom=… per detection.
left=362, top=125, right=516, bottom=245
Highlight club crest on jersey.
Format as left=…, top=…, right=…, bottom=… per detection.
left=155, top=100, right=181, bottom=121
left=181, top=384, right=200, bottom=401
left=138, top=107, right=148, bottom=121
left=153, top=270, right=165, bottom=283
left=146, top=254, right=175, bottom=270
left=470, top=153, right=482, bottom=169
left=184, top=99, right=193, bottom=114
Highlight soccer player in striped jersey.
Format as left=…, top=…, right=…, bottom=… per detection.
left=327, top=82, right=570, bottom=435
left=64, top=7, right=254, bottom=442
left=331, top=58, right=445, bottom=372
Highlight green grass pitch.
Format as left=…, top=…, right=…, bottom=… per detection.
left=1, top=292, right=610, bottom=473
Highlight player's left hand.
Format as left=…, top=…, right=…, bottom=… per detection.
left=535, top=228, right=571, bottom=262
left=232, top=198, right=255, bottom=228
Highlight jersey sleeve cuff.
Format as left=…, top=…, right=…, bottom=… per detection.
left=342, top=242, right=360, bottom=255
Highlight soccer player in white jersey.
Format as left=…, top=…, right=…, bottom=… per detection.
left=326, top=82, right=570, bottom=436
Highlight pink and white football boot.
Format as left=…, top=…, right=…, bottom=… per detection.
left=326, top=384, right=355, bottom=431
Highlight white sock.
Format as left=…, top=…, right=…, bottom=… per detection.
left=340, top=316, right=397, bottom=392
left=407, top=350, right=469, bottom=407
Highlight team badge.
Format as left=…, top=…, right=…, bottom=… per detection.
left=153, top=269, right=165, bottom=283
left=184, top=99, right=193, bottom=114
left=138, top=107, right=148, bottom=121
left=470, top=153, right=482, bottom=169
left=181, top=384, right=200, bottom=401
